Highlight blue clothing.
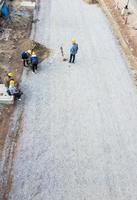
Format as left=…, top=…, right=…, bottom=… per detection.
left=21, top=51, right=29, bottom=59
left=1, top=3, right=9, bottom=18
left=31, top=55, right=38, bottom=65
left=70, top=44, right=78, bottom=55
left=8, top=86, right=17, bottom=95
left=7, top=86, right=23, bottom=100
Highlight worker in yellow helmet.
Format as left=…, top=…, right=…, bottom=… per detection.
left=72, top=38, right=76, bottom=44
left=9, top=79, right=15, bottom=87
left=4, top=72, right=14, bottom=88
left=31, top=51, right=38, bottom=73
left=7, top=79, right=15, bottom=96
left=21, top=50, right=32, bottom=67
left=69, top=38, right=79, bottom=64
left=27, top=50, right=32, bottom=55
left=7, top=79, right=23, bottom=101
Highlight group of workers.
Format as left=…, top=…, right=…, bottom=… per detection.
left=21, top=50, right=39, bottom=73
left=21, top=38, right=78, bottom=73
left=0, top=49, right=38, bottom=102
left=0, top=39, right=78, bottom=103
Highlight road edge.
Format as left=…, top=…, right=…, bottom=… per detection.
left=98, top=0, right=137, bottom=83
left=0, top=1, right=40, bottom=199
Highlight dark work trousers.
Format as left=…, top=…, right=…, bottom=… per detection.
left=32, top=63, right=38, bottom=72
left=23, top=59, right=29, bottom=67
left=69, top=54, right=75, bottom=63
left=14, top=90, right=23, bottom=100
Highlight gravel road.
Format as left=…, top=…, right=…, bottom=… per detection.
left=127, top=0, right=137, bottom=9
left=122, top=0, right=137, bottom=9
left=9, top=0, right=137, bottom=199
left=129, top=0, right=137, bottom=8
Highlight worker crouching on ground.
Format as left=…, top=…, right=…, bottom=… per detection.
left=31, top=52, right=38, bottom=73
left=21, top=50, right=32, bottom=67
left=7, top=80, right=23, bottom=101
left=69, top=38, right=78, bottom=63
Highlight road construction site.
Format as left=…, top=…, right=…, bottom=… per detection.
left=1, top=0, right=137, bottom=199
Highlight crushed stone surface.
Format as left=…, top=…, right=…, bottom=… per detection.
left=9, top=0, right=137, bottom=199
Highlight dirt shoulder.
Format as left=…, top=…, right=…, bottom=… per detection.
left=0, top=0, right=34, bottom=156
left=0, top=0, right=35, bottom=198
left=0, top=1, right=50, bottom=197
left=97, top=0, right=137, bottom=80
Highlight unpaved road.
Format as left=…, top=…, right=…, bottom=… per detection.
left=8, top=0, right=137, bottom=199
left=123, top=0, right=137, bottom=9
left=120, top=0, right=137, bottom=10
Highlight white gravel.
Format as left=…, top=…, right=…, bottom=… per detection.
left=9, top=0, right=137, bottom=199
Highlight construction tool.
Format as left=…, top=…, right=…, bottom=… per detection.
left=60, top=46, right=68, bottom=61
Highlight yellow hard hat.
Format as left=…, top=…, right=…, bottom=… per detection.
left=27, top=50, right=32, bottom=54
left=9, top=80, right=14, bottom=87
left=32, top=51, right=36, bottom=56
left=72, top=38, right=76, bottom=44
left=8, top=72, right=13, bottom=77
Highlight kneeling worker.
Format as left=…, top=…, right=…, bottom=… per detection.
left=8, top=80, right=23, bottom=101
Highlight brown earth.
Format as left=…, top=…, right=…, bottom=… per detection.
left=0, top=1, right=50, bottom=198
left=0, top=0, right=33, bottom=157
left=0, top=0, right=49, bottom=157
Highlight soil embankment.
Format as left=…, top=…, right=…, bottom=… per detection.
left=0, top=1, right=34, bottom=199
left=100, top=0, right=137, bottom=79
left=0, top=0, right=33, bottom=155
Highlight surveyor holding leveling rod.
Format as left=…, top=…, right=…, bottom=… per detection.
left=60, top=38, right=79, bottom=63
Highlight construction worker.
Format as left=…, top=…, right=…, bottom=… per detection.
left=4, top=72, right=14, bottom=88
left=69, top=38, right=78, bottom=63
left=8, top=79, right=15, bottom=90
left=31, top=52, right=38, bottom=73
left=8, top=79, right=23, bottom=101
left=21, top=50, right=31, bottom=67
left=7, top=79, right=15, bottom=95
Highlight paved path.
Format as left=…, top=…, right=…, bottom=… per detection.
left=9, top=0, right=137, bottom=199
